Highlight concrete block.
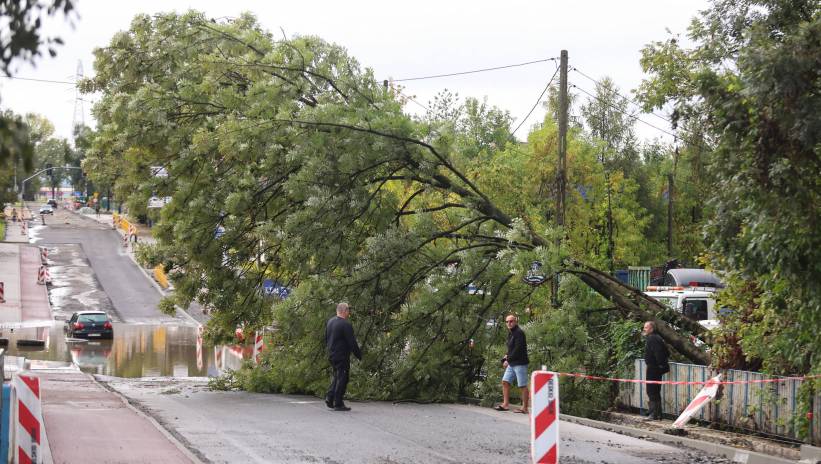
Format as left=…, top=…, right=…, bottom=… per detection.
left=801, top=444, right=821, bottom=463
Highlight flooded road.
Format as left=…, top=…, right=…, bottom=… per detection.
left=3, top=322, right=253, bottom=377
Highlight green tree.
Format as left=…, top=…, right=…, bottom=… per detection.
left=0, top=0, right=74, bottom=172
left=85, top=11, right=711, bottom=401
left=638, top=0, right=821, bottom=375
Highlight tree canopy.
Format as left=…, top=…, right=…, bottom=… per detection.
left=638, top=0, right=821, bottom=375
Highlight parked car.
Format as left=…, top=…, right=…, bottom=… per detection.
left=39, top=204, right=53, bottom=215
left=65, top=311, right=114, bottom=339
left=46, top=199, right=58, bottom=208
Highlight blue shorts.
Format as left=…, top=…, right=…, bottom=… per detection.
left=502, top=364, right=529, bottom=387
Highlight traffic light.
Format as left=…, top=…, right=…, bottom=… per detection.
left=46, top=163, right=53, bottom=176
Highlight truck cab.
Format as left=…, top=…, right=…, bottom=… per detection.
left=644, top=286, right=719, bottom=330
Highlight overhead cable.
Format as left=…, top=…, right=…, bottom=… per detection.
left=392, top=57, right=559, bottom=82
left=0, top=75, right=76, bottom=85
left=511, top=65, right=561, bottom=137
left=570, top=66, right=674, bottom=125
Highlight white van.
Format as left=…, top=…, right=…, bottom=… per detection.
left=644, top=286, right=719, bottom=330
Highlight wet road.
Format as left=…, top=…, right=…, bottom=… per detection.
left=28, top=207, right=180, bottom=323
left=102, top=378, right=733, bottom=464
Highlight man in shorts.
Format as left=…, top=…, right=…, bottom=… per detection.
left=495, top=314, right=529, bottom=413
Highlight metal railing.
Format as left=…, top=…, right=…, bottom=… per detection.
left=618, top=359, right=821, bottom=445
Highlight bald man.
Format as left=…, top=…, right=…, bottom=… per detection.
left=324, top=302, right=362, bottom=412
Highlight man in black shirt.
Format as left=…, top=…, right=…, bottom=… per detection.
left=494, top=314, right=529, bottom=414
left=325, top=302, right=362, bottom=412
left=643, top=320, right=670, bottom=420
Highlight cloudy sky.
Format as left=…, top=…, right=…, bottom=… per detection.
left=1, top=0, right=708, bottom=143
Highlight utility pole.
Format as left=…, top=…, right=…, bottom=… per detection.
left=667, top=173, right=674, bottom=258
left=552, top=50, right=568, bottom=306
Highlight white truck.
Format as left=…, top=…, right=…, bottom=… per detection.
left=644, top=286, right=720, bottom=330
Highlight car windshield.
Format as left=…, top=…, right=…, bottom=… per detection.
left=78, top=314, right=108, bottom=323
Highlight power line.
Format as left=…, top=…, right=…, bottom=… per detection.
left=392, top=57, right=558, bottom=82
left=511, top=64, right=561, bottom=137
left=570, top=66, right=674, bottom=126
left=571, top=83, right=680, bottom=139
left=0, top=75, right=75, bottom=85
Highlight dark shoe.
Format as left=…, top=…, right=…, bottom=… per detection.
left=333, top=406, right=351, bottom=411
left=325, top=398, right=334, bottom=409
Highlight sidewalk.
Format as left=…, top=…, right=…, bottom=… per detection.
left=0, top=242, right=50, bottom=325
left=38, top=369, right=198, bottom=464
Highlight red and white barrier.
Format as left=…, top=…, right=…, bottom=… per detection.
left=196, top=325, right=204, bottom=371
left=38, top=247, right=48, bottom=264
left=214, top=346, right=223, bottom=371
left=253, top=331, right=265, bottom=364
left=0, top=281, right=5, bottom=303
left=14, top=373, right=43, bottom=464
left=531, top=371, right=559, bottom=464
left=122, top=233, right=128, bottom=248
left=672, top=374, right=722, bottom=428
left=20, top=222, right=26, bottom=235
left=36, top=267, right=50, bottom=285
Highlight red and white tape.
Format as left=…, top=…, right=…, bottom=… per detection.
left=531, top=371, right=559, bottom=464
left=554, top=371, right=819, bottom=385
left=14, top=373, right=43, bottom=464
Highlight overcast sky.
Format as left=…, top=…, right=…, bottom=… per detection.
left=0, top=0, right=708, bottom=144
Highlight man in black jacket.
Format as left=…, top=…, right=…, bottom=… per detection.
left=325, top=302, right=362, bottom=412
left=643, top=320, right=670, bottom=420
left=495, top=314, right=529, bottom=414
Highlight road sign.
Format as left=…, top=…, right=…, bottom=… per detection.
left=262, top=279, right=274, bottom=295
left=262, top=279, right=290, bottom=299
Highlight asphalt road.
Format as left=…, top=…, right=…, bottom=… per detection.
left=102, top=378, right=732, bottom=464
left=28, top=206, right=181, bottom=323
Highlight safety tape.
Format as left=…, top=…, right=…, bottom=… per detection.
left=556, top=371, right=821, bottom=386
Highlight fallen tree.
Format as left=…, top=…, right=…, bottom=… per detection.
left=84, top=11, right=710, bottom=401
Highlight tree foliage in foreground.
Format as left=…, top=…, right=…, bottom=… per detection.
left=85, top=11, right=715, bottom=402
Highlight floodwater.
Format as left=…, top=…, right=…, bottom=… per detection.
left=1, top=322, right=253, bottom=378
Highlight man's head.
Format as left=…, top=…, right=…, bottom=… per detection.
left=505, top=314, right=518, bottom=330
left=643, top=321, right=655, bottom=336
left=336, top=302, right=350, bottom=319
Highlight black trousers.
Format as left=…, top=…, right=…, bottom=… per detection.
left=646, top=368, right=664, bottom=417
left=326, top=357, right=350, bottom=407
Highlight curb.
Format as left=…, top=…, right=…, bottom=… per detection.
left=560, top=414, right=796, bottom=464
left=92, top=374, right=206, bottom=464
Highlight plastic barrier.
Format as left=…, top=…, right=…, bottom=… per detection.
left=153, top=266, right=169, bottom=289
left=196, top=326, right=204, bottom=371
left=13, top=373, right=43, bottom=464
left=531, top=371, right=559, bottom=464
left=253, top=332, right=265, bottom=364
left=0, top=282, right=5, bottom=303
